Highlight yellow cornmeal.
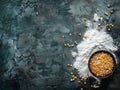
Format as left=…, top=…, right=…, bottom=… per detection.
left=89, top=52, right=115, bottom=77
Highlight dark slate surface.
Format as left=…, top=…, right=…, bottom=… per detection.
left=0, top=0, right=120, bottom=90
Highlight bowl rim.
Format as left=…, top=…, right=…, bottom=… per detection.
left=88, top=50, right=116, bottom=79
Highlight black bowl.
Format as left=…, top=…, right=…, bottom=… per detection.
left=88, top=50, right=116, bottom=79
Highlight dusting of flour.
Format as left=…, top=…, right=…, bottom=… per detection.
left=72, top=14, right=118, bottom=79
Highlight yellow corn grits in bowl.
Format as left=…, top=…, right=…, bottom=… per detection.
left=89, top=50, right=116, bottom=79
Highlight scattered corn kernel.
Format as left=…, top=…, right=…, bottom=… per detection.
left=84, top=81, right=86, bottom=84
left=70, top=72, right=74, bottom=75
left=74, top=41, right=78, bottom=45
left=110, top=10, right=114, bottom=14
left=77, top=69, right=80, bottom=72
left=91, top=85, right=93, bottom=87
left=72, top=55, right=75, bottom=59
left=81, top=88, right=83, bottom=90
left=106, top=17, right=109, bottom=21
left=79, top=75, right=82, bottom=78
left=70, top=64, right=73, bottom=67
left=107, top=4, right=111, bottom=8
left=85, top=24, right=89, bottom=28
left=78, top=80, right=81, bottom=83
left=61, top=35, right=64, bottom=38
left=70, top=79, right=73, bottom=81
left=108, top=28, right=110, bottom=31
left=71, top=75, right=77, bottom=79
left=78, top=33, right=81, bottom=36
left=96, top=8, right=99, bottom=12
left=67, top=64, right=70, bottom=66
left=83, top=18, right=87, bottom=21
left=69, top=33, right=72, bottom=36
left=104, top=12, right=109, bottom=16
left=98, top=17, right=102, bottom=21
left=109, top=23, right=114, bottom=27
left=84, top=35, right=88, bottom=39
left=67, top=43, right=71, bottom=48
left=93, top=18, right=97, bottom=22
left=67, top=64, right=73, bottom=67
left=106, top=24, right=109, bottom=27
left=111, top=24, right=114, bottom=27
left=64, top=43, right=67, bottom=47
left=97, top=27, right=101, bottom=31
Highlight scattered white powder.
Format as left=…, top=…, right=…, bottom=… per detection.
left=72, top=14, right=118, bottom=79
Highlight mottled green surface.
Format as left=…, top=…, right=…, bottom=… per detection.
left=0, top=0, right=120, bottom=90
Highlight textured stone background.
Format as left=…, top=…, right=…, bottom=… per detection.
left=0, top=0, right=120, bottom=90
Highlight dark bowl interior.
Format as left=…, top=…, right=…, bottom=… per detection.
left=88, top=50, right=116, bottom=79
